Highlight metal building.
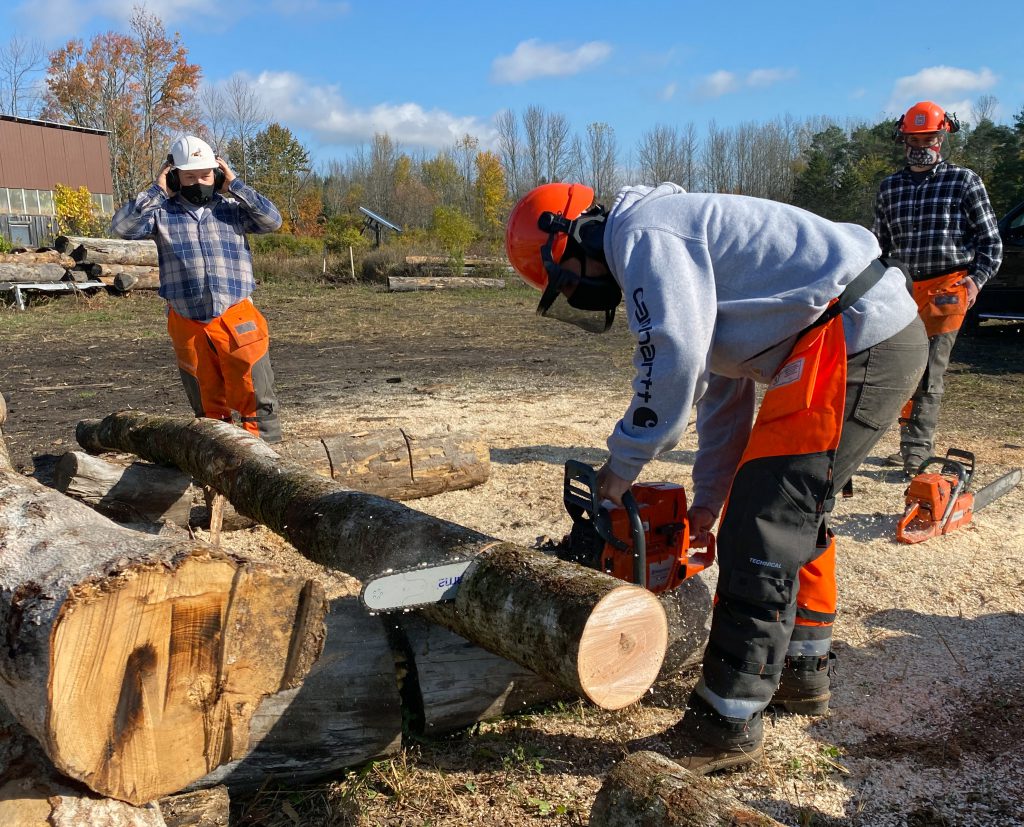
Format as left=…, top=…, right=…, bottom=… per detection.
left=0, top=114, right=113, bottom=247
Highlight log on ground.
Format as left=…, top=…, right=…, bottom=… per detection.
left=61, top=236, right=159, bottom=266
left=590, top=750, right=785, bottom=827
left=0, top=251, right=75, bottom=267
left=192, top=595, right=402, bottom=792
left=115, top=270, right=161, bottom=292
left=0, top=449, right=327, bottom=804
left=158, top=787, right=229, bottom=827
left=387, top=275, right=505, bottom=292
left=276, top=428, right=490, bottom=500
left=0, top=262, right=68, bottom=282
left=76, top=412, right=669, bottom=710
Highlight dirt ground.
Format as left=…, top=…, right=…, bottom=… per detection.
left=2, top=281, right=1023, bottom=827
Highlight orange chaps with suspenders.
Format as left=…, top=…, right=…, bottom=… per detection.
left=166, top=299, right=282, bottom=442
left=911, top=270, right=969, bottom=337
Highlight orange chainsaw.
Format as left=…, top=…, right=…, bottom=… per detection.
left=557, top=460, right=714, bottom=592
left=896, top=449, right=1021, bottom=545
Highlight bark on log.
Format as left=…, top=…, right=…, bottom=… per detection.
left=0, top=251, right=75, bottom=267
left=82, top=263, right=161, bottom=280
left=590, top=750, right=785, bottom=827
left=192, top=595, right=402, bottom=791
left=60, top=236, right=159, bottom=266
left=77, top=412, right=668, bottom=710
left=62, top=267, right=89, bottom=283
left=387, top=275, right=505, bottom=292
left=276, top=429, right=490, bottom=500
left=403, top=255, right=503, bottom=266
left=395, top=614, right=569, bottom=735
left=0, top=703, right=168, bottom=826
left=158, top=786, right=229, bottom=827
left=0, top=464, right=328, bottom=804
left=0, top=262, right=68, bottom=282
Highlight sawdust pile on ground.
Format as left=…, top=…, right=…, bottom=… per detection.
left=245, top=378, right=1024, bottom=827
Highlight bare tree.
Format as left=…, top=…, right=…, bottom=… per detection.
left=544, top=111, right=571, bottom=184
left=971, top=94, right=998, bottom=126
left=575, top=122, right=619, bottom=203
left=637, top=124, right=686, bottom=186
left=225, top=75, right=266, bottom=180
left=199, top=85, right=232, bottom=154
left=701, top=120, right=736, bottom=194
left=495, top=108, right=522, bottom=199
left=0, top=36, right=45, bottom=117
left=522, top=104, right=545, bottom=188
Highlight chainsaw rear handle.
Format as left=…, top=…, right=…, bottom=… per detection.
left=563, top=460, right=647, bottom=587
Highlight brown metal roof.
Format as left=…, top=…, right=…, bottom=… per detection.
left=0, top=116, right=113, bottom=195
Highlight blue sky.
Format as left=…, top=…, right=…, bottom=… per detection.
left=7, top=0, right=1024, bottom=166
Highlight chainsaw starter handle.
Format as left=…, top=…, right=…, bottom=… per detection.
left=621, top=489, right=647, bottom=589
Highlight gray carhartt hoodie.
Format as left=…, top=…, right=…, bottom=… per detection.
left=602, top=183, right=918, bottom=514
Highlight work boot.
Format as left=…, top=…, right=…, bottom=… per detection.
left=885, top=451, right=905, bottom=467
left=770, top=651, right=835, bottom=715
left=665, top=694, right=764, bottom=775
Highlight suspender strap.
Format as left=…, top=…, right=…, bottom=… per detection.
left=799, top=257, right=888, bottom=337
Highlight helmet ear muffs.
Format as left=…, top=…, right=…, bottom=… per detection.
left=945, top=112, right=961, bottom=134
left=893, top=114, right=906, bottom=143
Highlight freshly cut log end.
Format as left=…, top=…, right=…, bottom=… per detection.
left=579, top=587, right=669, bottom=710
left=47, top=550, right=326, bottom=805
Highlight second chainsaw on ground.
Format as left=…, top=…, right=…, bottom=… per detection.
left=556, top=460, right=714, bottom=593
left=897, top=448, right=1021, bottom=544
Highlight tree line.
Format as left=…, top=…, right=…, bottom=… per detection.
left=3, top=12, right=1023, bottom=253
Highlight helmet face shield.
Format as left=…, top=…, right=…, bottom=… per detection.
left=539, top=298, right=617, bottom=333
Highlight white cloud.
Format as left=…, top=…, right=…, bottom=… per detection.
left=659, top=82, right=677, bottom=102
left=694, top=67, right=795, bottom=98
left=886, top=66, right=998, bottom=113
left=244, top=71, right=495, bottom=150
left=17, top=0, right=228, bottom=39
left=490, top=39, right=612, bottom=84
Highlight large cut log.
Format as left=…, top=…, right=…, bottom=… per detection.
left=0, top=261, right=67, bottom=282
left=590, top=751, right=785, bottom=827
left=275, top=428, right=490, bottom=500
left=57, top=236, right=159, bottom=266
left=0, top=250, right=75, bottom=267
left=0, top=443, right=327, bottom=803
left=114, top=270, right=162, bottom=292
left=192, top=595, right=402, bottom=791
left=394, top=613, right=568, bottom=736
left=77, top=412, right=669, bottom=710
left=54, top=450, right=204, bottom=527
left=387, top=275, right=505, bottom=292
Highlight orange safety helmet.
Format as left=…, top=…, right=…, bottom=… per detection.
left=895, top=101, right=961, bottom=138
left=505, top=182, right=596, bottom=290
left=505, top=182, right=621, bottom=333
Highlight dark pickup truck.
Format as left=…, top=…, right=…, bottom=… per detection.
left=968, top=198, right=1024, bottom=330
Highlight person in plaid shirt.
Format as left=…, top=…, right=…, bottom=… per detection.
left=112, top=135, right=284, bottom=442
left=874, top=101, right=1002, bottom=475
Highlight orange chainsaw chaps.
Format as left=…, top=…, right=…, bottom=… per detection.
left=599, top=482, right=712, bottom=593
left=896, top=472, right=975, bottom=544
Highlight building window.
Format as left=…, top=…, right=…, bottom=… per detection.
left=8, top=222, right=31, bottom=246
left=24, top=190, right=40, bottom=215
left=0, top=188, right=9, bottom=213
left=100, top=193, right=114, bottom=215
left=8, top=188, right=25, bottom=214
left=38, top=190, right=54, bottom=216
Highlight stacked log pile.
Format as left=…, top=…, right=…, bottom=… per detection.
left=56, top=236, right=160, bottom=292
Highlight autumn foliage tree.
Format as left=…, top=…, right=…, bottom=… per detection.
left=43, top=7, right=201, bottom=205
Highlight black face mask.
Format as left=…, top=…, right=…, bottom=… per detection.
left=180, top=182, right=216, bottom=206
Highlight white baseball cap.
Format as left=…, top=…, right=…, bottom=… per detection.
left=169, top=135, right=217, bottom=170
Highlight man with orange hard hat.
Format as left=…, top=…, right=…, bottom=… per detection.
left=874, top=101, right=1002, bottom=476
left=506, top=181, right=928, bottom=773
left=112, top=135, right=284, bottom=442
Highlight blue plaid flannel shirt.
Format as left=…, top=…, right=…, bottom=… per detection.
left=111, top=179, right=282, bottom=321
left=873, top=161, right=1002, bottom=288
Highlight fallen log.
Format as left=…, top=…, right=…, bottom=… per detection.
left=387, top=275, right=505, bottom=292
left=115, top=270, right=162, bottom=292
left=0, top=250, right=75, bottom=267
left=590, top=750, right=785, bottom=827
left=81, top=262, right=161, bottom=280
left=276, top=428, right=490, bottom=500
left=403, top=255, right=504, bottom=266
left=158, top=787, right=229, bottom=827
left=0, top=437, right=328, bottom=803
left=77, top=412, right=669, bottom=710
left=0, top=261, right=67, bottom=282
left=59, top=236, right=159, bottom=266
